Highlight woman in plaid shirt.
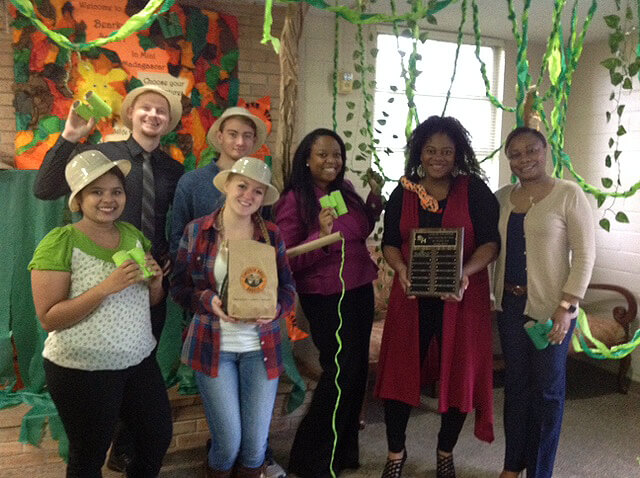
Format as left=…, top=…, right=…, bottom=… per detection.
left=170, top=158, right=296, bottom=478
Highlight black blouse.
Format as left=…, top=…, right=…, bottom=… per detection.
left=382, top=175, right=500, bottom=249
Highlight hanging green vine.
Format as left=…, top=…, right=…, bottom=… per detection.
left=332, top=8, right=340, bottom=131
left=9, top=0, right=174, bottom=51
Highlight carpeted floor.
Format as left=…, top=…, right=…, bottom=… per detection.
left=269, top=357, right=640, bottom=478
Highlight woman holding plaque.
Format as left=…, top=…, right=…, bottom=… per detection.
left=170, top=158, right=296, bottom=478
left=494, top=127, right=595, bottom=478
left=274, top=128, right=383, bottom=477
left=375, top=116, right=500, bottom=478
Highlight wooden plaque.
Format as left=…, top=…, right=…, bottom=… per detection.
left=408, top=228, right=463, bottom=297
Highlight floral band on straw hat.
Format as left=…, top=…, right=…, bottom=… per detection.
left=120, top=85, right=183, bottom=132
left=213, top=157, right=279, bottom=206
left=206, top=107, right=268, bottom=154
left=65, top=150, right=131, bottom=212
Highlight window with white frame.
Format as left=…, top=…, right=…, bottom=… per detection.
left=373, top=32, right=504, bottom=192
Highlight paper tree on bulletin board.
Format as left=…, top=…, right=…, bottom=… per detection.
left=10, top=1, right=268, bottom=171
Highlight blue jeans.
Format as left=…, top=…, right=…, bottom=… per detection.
left=497, top=294, right=575, bottom=478
left=195, top=350, right=279, bottom=471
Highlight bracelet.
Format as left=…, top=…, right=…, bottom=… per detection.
left=559, top=300, right=577, bottom=314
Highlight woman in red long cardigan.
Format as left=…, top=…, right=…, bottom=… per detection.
left=375, top=116, right=500, bottom=478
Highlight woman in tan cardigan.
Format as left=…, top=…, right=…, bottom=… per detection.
left=493, top=127, right=595, bottom=478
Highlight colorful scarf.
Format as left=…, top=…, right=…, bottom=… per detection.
left=400, top=176, right=440, bottom=212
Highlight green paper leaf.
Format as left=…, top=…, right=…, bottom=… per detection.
left=359, top=127, right=367, bottom=136
left=616, top=125, right=627, bottom=136
left=626, top=5, right=633, bottom=20
left=191, top=87, right=202, bottom=108
left=390, top=85, right=398, bottom=92
left=370, top=48, right=378, bottom=57
left=343, top=130, right=352, bottom=138
left=604, top=15, right=620, bottom=29
left=629, top=60, right=640, bottom=77
left=614, top=150, right=622, bottom=160
left=601, top=57, right=622, bottom=70
left=426, top=14, right=437, bottom=25
left=128, top=78, right=144, bottom=91
left=622, top=77, right=633, bottom=89
left=605, top=111, right=611, bottom=122
left=608, top=137, right=615, bottom=148
left=221, top=50, right=239, bottom=72
left=352, top=80, right=361, bottom=89
left=617, top=104, right=625, bottom=116
left=205, top=65, right=221, bottom=90
left=138, top=34, right=156, bottom=51
left=605, top=155, right=612, bottom=167
left=609, top=92, right=615, bottom=100
left=599, top=218, right=611, bottom=231
left=610, top=71, right=624, bottom=85
left=377, top=119, right=386, bottom=125
left=346, top=112, right=354, bottom=121
left=596, top=195, right=606, bottom=208
left=609, top=31, right=624, bottom=53
left=382, top=111, right=389, bottom=117
left=346, top=101, right=355, bottom=110
left=601, top=177, right=613, bottom=188
left=345, top=143, right=352, bottom=151
left=358, top=143, right=367, bottom=152
left=387, top=97, right=395, bottom=103
left=615, top=211, right=629, bottom=223
left=355, top=154, right=366, bottom=161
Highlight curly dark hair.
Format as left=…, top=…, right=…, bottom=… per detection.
left=504, top=126, right=547, bottom=152
left=281, top=128, right=365, bottom=231
left=405, top=115, right=484, bottom=181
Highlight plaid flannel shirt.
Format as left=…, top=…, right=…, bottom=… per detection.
left=170, top=209, right=296, bottom=379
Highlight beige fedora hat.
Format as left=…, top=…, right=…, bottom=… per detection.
left=121, top=85, right=183, bottom=133
left=213, top=157, right=279, bottom=206
left=206, top=107, right=267, bottom=154
left=65, top=150, right=131, bottom=212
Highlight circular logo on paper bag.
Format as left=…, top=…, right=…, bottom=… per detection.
left=241, top=267, right=267, bottom=293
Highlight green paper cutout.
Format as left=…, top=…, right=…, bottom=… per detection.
left=186, top=8, right=209, bottom=61
left=205, top=65, right=221, bottom=91
left=221, top=50, right=239, bottom=72
left=190, top=87, right=202, bottom=108
left=138, top=33, right=157, bottom=51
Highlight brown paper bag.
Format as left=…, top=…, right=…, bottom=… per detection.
left=226, top=239, right=278, bottom=320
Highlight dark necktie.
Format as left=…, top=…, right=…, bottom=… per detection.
left=141, top=152, right=155, bottom=239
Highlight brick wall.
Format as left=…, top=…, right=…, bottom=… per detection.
left=0, top=1, right=16, bottom=167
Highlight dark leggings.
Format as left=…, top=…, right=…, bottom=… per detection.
left=384, top=299, right=467, bottom=454
left=44, top=354, right=172, bottom=478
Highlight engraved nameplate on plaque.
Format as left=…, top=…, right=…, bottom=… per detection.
left=408, top=228, right=463, bottom=297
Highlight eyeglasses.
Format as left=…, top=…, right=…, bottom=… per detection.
left=423, top=146, right=455, bottom=158
left=507, top=145, right=543, bottom=161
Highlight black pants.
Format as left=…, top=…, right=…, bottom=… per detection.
left=384, top=298, right=466, bottom=454
left=44, top=354, right=172, bottom=478
left=289, top=283, right=374, bottom=478
left=111, top=301, right=166, bottom=462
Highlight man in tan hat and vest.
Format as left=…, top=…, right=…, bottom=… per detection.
left=169, top=106, right=266, bottom=256
left=34, top=84, right=183, bottom=472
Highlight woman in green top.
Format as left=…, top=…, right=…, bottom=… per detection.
left=29, top=150, right=171, bottom=478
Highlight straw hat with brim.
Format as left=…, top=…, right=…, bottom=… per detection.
left=213, top=157, right=279, bottom=206
left=120, top=85, right=183, bottom=133
left=65, top=150, right=131, bottom=212
left=207, top=107, right=268, bottom=154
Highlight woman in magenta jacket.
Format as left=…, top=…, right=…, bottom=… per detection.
left=274, top=128, right=383, bottom=478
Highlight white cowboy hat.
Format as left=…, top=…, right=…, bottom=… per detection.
left=213, top=157, right=279, bottom=206
left=65, top=150, right=131, bottom=212
left=206, top=107, right=267, bottom=154
left=120, top=85, right=183, bottom=132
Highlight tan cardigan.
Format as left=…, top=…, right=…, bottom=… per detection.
left=493, top=179, right=596, bottom=321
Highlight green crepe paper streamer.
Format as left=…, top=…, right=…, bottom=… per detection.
left=19, top=406, right=48, bottom=446
left=191, top=87, right=202, bottom=108
left=177, top=363, right=199, bottom=395
left=547, top=35, right=563, bottom=87
left=55, top=45, right=71, bottom=67
left=261, top=0, right=281, bottom=53
left=331, top=7, right=338, bottom=131
left=14, top=49, right=30, bottom=83
left=221, top=50, right=239, bottom=72
left=205, top=65, right=221, bottom=91
left=138, top=33, right=157, bottom=51
left=442, top=0, right=467, bottom=116
left=10, top=0, right=174, bottom=52
left=228, top=78, right=239, bottom=106
left=48, top=414, right=69, bottom=462
left=16, top=115, right=63, bottom=154
left=572, top=308, right=640, bottom=360
left=186, top=8, right=209, bottom=61
left=0, top=332, right=14, bottom=387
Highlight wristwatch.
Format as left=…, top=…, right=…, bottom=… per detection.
left=559, top=300, right=577, bottom=314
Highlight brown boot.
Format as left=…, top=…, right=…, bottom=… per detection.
left=205, top=464, right=234, bottom=478
left=235, top=463, right=265, bottom=478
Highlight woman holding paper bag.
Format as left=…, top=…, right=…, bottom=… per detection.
left=28, top=150, right=170, bottom=477
left=493, top=127, right=595, bottom=478
left=274, top=128, right=383, bottom=477
left=375, top=116, right=500, bottom=478
left=170, top=158, right=296, bottom=478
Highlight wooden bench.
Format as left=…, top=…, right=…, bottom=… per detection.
left=570, top=283, right=637, bottom=394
